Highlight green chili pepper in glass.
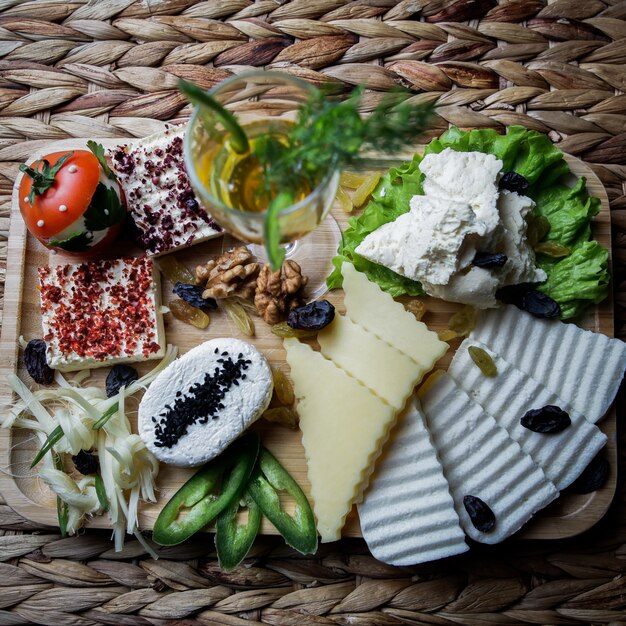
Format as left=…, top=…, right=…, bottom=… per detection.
left=215, top=489, right=262, bottom=570
left=247, top=446, right=318, bottom=555
left=152, top=432, right=260, bottom=546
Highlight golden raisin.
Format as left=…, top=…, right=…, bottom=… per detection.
left=404, top=299, right=427, bottom=321
left=449, top=305, right=477, bottom=337
left=158, top=256, right=197, bottom=285
left=468, top=346, right=498, bottom=377
left=340, top=171, right=368, bottom=189
left=223, top=299, right=255, bottom=337
left=438, top=329, right=458, bottom=342
left=169, top=299, right=210, bottom=329
left=271, top=321, right=316, bottom=339
left=336, top=186, right=353, bottom=213
left=352, top=173, right=381, bottom=209
left=262, top=407, right=299, bottom=429
left=535, top=242, right=571, bottom=258
left=272, top=367, right=295, bottom=405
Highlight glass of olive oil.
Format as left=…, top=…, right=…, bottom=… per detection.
left=183, top=71, right=341, bottom=296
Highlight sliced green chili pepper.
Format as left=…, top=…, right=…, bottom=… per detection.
left=215, top=489, right=261, bottom=570
left=247, top=446, right=317, bottom=555
left=152, top=432, right=260, bottom=546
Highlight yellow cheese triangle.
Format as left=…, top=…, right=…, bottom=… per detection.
left=341, top=262, right=448, bottom=368
left=318, top=314, right=423, bottom=410
left=284, top=338, right=397, bottom=543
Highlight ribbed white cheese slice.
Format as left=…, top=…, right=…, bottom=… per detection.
left=318, top=315, right=425, bottom=410
left=470, top=306, right=626, bottom=423
left=448, top=338, right=607, bottom=490
left=420, top=373, right=559, bottom=544
left=358, top=397, right=468, bottom=564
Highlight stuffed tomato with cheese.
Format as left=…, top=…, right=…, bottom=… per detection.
left=18, top=142, right=125, bottom=256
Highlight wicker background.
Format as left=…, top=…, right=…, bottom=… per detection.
left=0, top=1, right=625, bottom=624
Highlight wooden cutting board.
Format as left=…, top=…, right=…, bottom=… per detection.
left=0, top=138, right=616, bottom=541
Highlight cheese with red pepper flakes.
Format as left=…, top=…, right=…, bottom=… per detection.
left=109, top=126, right=222, bottom=256
left=38, top=257, right=166, bottom=371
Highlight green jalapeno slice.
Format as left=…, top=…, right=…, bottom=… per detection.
left=215, top=489, right=261, bottom=570
left=247, top=446, right=317, bottom=555
left=152, top=432, right=260, bottom=546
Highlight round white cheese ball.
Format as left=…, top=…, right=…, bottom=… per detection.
left=138, top=338, right=273, bottom=467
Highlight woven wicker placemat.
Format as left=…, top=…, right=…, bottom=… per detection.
left=0, top=1, right=625, bottom=624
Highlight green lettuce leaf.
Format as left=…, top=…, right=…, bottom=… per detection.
left=328, top=125, right=610, bottom=318
left=530, top=177, right=600, bottom=247
left=327, top=156, right=425, bottom=295
left=537, top=241, right=609, bottom=319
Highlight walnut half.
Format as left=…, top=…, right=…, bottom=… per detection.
left=254, top=261, right=308, bottom=324
left=196, top=247, right=260, bottom=301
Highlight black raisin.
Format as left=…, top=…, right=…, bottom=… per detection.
left=570, top=454, right=610, bottom=494
left=24, top=339, right=54, bottom=385
left=463, top=495, right=496, bottom=532
left=522, top=290, right=561, bottom=318
left=288, top=300, right=335, bottom=331
left=173, top=282, right=217, bottom=311
left=521, top=405, right=571, bottom=433
left=472, top=252, right=508, bottom=268
left=72, top=450, right=99, bottom=475
left=499, top=171, right=529, bottom=194
left=106, top=364, right=139, bottom=397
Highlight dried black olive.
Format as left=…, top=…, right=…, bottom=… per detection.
left=496, top=283, right=530, bottom=307
left=288, top=300, right=335, bottom=331
left=106, top=364, right=139, bottom=397
left=24, top=339, right=54, bottom=385
left=499, top=171, right=529, bottom=194
left=521, top=405, right=571, bottom=433
left=570, top=454, right=609, bottom=494
left=522, top=290, right=561, bottom=319
left=472, top=252, right=508, bottom=269
left=72, top=450, right=99, bottom=475
left=463, top=495, right=496, bottom=532
left=173, top=282, right=217, bottom=311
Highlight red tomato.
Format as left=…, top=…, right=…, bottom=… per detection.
left=18, top=148, right=125, bottom=255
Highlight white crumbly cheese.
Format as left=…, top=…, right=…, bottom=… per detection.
left=109, top=126, right=222, bottom=256
left=356, top=195, right=480, bottom=286
left=138, top=339, right=272, bottom=467
left=355, top=149, right=547, bottom=309
left=420, top=148, right=503, bottom=239
left=39, top=257, right=165, bottom=371
left=498, top=190, right=547, bottom=285
left=422, top=266, right=501, bottom=309
left=359, top=397, right=468, bottom=564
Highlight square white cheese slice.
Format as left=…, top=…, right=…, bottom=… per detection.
left=109, top=126, right=222, bottom=256
left=39, top=257, right=166, bottom=371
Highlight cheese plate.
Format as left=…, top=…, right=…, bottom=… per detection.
left=0, top=137, right=617, bottom=542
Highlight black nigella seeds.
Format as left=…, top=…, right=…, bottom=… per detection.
left=152, top=350, right=251, bottom=448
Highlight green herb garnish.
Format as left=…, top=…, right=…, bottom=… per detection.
left=87, top=141, right=116, bottom=180
left=179, top=79, right=249, bottom=154
left=19, top=152, right=74, bottom=204
left=179, top=80, right=433, bottom=270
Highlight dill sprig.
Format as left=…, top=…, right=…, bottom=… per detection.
left=253, top=88, right=434, bottom=197
left=180, top=80, right=433, bottom=269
